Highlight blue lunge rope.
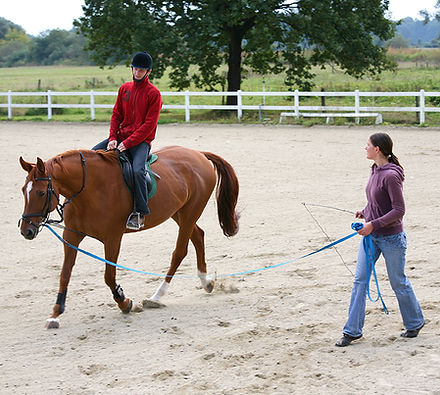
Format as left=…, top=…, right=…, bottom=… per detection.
left=43, top=223, right=359, bottom=279
left=351, top=223, right=389, bottom=314
left=43, top=220, right=389, bottom=314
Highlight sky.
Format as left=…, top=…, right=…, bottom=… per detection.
left=1, top=0, right=439, bottom=37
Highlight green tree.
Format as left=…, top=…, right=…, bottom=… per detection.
left=387, top=34, right=411, bottom=48
left=29, top=29, right=93, bottom=65
left=0, top=17, right=25, bottom=39
left=74, top=0, right=172, bottom=78
left=420, top=0, right=440, bottom=22
left=0, top=23, right=30, bottom=67
left=76, top=0, right=396, bottom=104
left=420, top=1, right=440, bottom=48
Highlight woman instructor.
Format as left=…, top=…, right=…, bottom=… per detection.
left=336, top=133, right=425, bottom=347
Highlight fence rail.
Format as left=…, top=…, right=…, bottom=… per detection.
left=1, top=89, right=439, bottom=124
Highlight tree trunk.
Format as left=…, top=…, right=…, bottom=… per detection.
left=226, top=29, right=243, bottom=106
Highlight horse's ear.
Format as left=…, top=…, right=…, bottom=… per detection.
left=19, top=156, right=33, bottom=173
left=36, top=157, right=46, bottom=174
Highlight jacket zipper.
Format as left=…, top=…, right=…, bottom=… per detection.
left=132, top=84, right=138, bottom=121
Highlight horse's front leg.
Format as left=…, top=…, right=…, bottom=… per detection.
left=46, top=231, right=85, bottom=329
left=104, top=240, right=133, bottom=314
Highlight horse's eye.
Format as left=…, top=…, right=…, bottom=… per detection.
left=38, top=190, right=46, bottom=197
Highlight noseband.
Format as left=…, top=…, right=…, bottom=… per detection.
left=20, top=152, right=87, bottom=232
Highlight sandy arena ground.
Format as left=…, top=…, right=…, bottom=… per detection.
left=1, top=122, right=439, bottom=394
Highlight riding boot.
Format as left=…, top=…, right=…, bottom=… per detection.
left=126, top=212, right=145, bottom=230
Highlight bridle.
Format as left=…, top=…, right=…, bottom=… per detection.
left=21, top=174, right=60, bottom=231
left=19, top=152, right=87, bottom=233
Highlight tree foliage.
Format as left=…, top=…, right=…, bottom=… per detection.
left=0, top=17, right=93, bottom=67
left=29, top=29, right=93, bottom=65
left=0, top=17, right=29, bottom=66
left=419, top=0, right=440, bottom=22
left=0, top=17, right=25, bottom=39
left=74, top=0, right=173, bottom=78
left=387, top=34, right=411, bottom=49
left=75, top=0, right=396, bottom=102
left=397, top=17, right=440, bottom=47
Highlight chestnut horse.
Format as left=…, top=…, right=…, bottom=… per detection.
left=19, top=146, right=239, bottom=328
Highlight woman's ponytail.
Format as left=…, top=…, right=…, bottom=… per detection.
left=388, top=152, right=403, bottom=169
left=370, top=132, right=403, bottom=170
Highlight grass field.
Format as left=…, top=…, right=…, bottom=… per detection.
left=1, top=56, right=440, bottom=125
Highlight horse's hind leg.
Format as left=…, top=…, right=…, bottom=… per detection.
left=191, top=225, right=214, bottom=293
left=148, top=221, right=194, bottom=304
left=103, top=239, right=133, bottom=314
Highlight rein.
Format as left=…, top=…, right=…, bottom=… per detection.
left=20, top=152, right=87, bottom=232
left=53, top=151, right=87, bottom=223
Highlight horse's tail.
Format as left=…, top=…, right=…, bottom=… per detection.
left=202, top=152, right=240, bottom=237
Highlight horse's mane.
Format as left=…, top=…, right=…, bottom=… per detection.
left=94, top=149, right=120, bottom=164
left=47, top=149, right=119, bottom=177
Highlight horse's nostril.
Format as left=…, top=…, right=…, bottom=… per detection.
left=23, top=228, right=35, bottom=240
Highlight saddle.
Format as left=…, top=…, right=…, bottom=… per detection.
left=118, top=151, right=159, bottom=200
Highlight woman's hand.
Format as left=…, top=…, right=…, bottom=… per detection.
left=358, top=222, right=373, bottom=236
left=355, top=210, right=364, bottom=219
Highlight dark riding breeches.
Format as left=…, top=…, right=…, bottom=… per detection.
left=92, top=139, right=151, bottom=215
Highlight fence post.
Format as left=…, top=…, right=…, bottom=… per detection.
left=47, top=90, right=52, bottom=120
left=7, top=90, right=12, bottom=119
left=355, top=89, right=360, bottom=124
left=237, top=90, right=242, bottom=121
left=419, top=89, right=425, bottom=124
left=294, top=89, right=299, bottom=117
left=90, top=90, right=95, bottom=120
left=415, top=96, right=420, bottom=123
left=185, top=90, right=190, bottom=122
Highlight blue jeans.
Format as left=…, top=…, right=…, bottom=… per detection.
left=92, top=139, right=151, bottom=215
left=343, top=232, right=424, bottom=337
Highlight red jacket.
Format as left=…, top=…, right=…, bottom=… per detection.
left=109, top=76, right=162, bottom=150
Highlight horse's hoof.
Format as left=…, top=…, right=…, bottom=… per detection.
left=45, top=318, right=60, bottom=329
left=131, top=302, right=144, bottom=313
left=204, top=280, right=214, bottom=293
left=121, top=299, right=133, bottom=314
left=143, top=299, right=166, bottom=309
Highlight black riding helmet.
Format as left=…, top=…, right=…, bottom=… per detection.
left=131, top=52, right=153, bottom=70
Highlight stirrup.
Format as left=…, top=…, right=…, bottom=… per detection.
left=126, top=212, right=144, bottom=230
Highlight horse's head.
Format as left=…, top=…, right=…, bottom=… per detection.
left=19, top=157, right=59, bottom=240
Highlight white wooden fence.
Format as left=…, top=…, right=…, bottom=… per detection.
left=1, top=89, right=440, bottom=124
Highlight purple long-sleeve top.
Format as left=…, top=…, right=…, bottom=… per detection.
left=362, top=163, right=405, bottom=236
